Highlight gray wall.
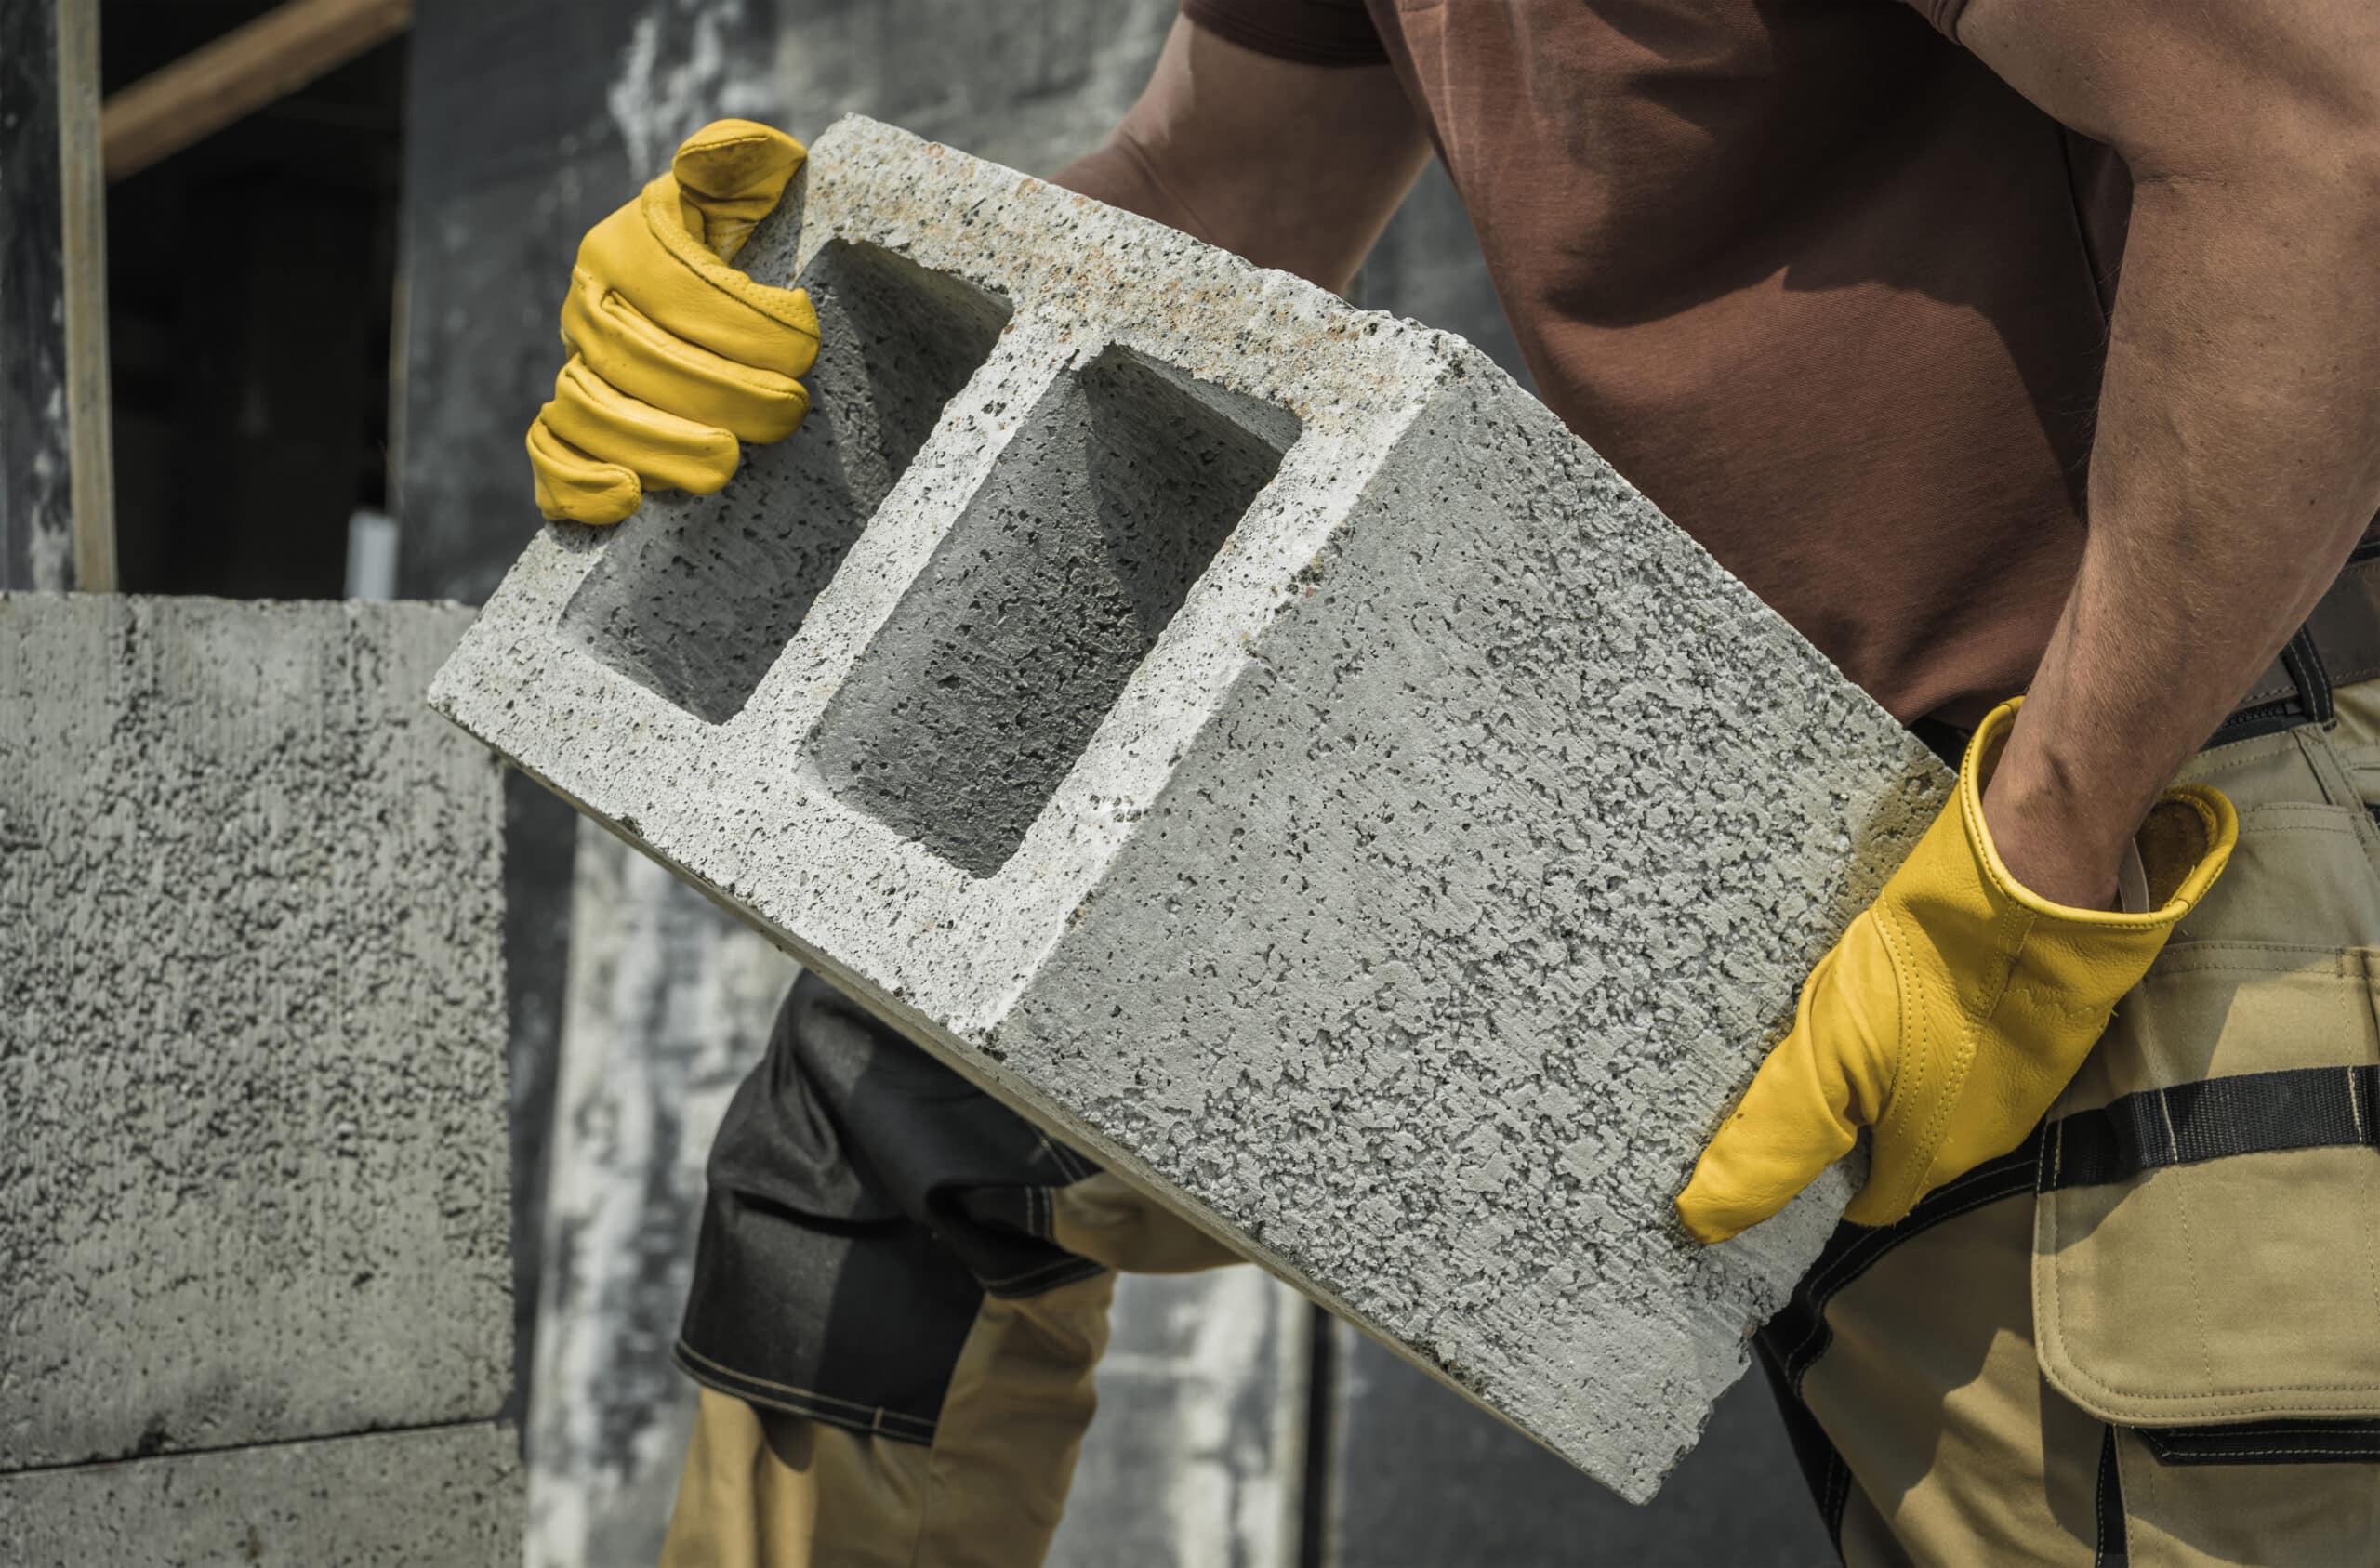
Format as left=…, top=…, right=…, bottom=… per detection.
left=397, top=3, right=1827, bottom=1562
left=0, top=596, right=520, bottom=1563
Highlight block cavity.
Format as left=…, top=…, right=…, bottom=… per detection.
left=561, top=239, right=1012, bottom=723
left=812, top=347, right=1297, bottom=876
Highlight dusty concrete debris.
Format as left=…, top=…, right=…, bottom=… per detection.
left=431, top=115, right=1949, bottom=1499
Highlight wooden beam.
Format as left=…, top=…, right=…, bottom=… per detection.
left=1, top=0, right=113, bottom=591
left=59, top=0, right=114, bottom=590
left=100, top=0, right=414, bottom=183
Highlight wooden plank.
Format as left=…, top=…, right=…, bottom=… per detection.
left=0, top=0, right=73, bottom=590
left=100, top=0, right=415, bottom=183
left=57, top=0, right=112, bottom=589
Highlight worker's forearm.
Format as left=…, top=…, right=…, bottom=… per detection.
left=1046, top=18, right=1429, bottom=294
left=1984, top=164, right=2380, bottom=906
left=1051, top=138, right=1214, bottom=244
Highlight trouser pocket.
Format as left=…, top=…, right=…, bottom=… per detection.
left=2033, top=941, right=2380, bottom=1427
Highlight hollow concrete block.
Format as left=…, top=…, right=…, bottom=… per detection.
left=0, top=1421, right=522, bottom=1568
left=0, top=595, right=509, bottom=1469
left=430, top=115, right=1950, bottom=1500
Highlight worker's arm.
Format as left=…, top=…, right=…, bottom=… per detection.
left=1948, top=0, right=2380, bottom=907
left=1680, top=2, right=2377, bottom=1241
left=1051, top=17, right=1431, bottom=293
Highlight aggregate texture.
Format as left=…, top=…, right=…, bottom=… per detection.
left=432, top=115, right=1952, bottom=1499
left=0, top=1421, right=523, bottom=1567
left=0, top=594, right=510, bottom=1469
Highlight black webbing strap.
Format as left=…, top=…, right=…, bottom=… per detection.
left=2043, top=1065, right=2380, bottom=1190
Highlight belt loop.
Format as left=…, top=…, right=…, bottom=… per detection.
left=2281, top=626, right=2335, bottom=726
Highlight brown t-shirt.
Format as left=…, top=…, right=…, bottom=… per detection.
left=1184, top=0, right=2135, bottom=725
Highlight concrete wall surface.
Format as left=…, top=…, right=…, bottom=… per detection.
left=0, top=594, right=510, bottom=1471
left=434, top=117, right=1950, bottom=1499
left=0, top=1421, right=523, bottom=1568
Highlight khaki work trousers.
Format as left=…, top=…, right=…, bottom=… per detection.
left=663, top=693, right=2380, bottom=1568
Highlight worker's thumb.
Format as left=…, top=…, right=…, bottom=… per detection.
left=671, top=120, right=807, bottom=263
left=1674, top=937, right=1886, bottom=1244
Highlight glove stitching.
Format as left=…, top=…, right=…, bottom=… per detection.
left=551, top=358, right=739, bottom=470
left=596, top=288, right=802, bottom=401
left=1864, top=899, right=1933, bottom=1220
left=1900, top=899, right=2030, bottom=1223
left=640, top=176, right=823, bottom=340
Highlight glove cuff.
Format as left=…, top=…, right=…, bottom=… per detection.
left=1958, top=698, right=2238, bottom=931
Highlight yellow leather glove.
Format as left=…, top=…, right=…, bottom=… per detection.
left=526, top=120, right=820, bottom=525
left=1675, top=699, right=2238, bottom=1243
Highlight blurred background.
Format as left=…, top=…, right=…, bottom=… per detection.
left=4, top=3, right=1831, bottom=1562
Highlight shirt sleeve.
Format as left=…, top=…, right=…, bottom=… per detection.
left=1907, top=0, right=1973, bottom=37
left=1180, top=0, right=1391, bottom=66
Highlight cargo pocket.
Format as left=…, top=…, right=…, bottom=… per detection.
left=2032, top=939, right=2380, bottom=1430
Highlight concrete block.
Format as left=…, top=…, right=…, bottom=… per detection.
left=0, top=1421, right=522, bottom=1567
left=0, top=595, right=509, bottom=1469
left=432, top=115, right=1950, bottom=1499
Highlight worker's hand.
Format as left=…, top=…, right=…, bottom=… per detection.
left=526, top=120, right=819, bottom=526
left=1676, top=698, right=2237, bottom=1243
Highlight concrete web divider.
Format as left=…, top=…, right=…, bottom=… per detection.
left=431, top=115, right=1950, bottom=1501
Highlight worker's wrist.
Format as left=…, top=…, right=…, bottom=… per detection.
left=1976, top=733, right=2143, bottom=912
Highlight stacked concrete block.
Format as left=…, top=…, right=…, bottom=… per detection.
left=431, top=115, right=1950, bottom=1500
left=0, top=1424, right=523, bottom=1567
left=0, top=595, right=518, bottom=1562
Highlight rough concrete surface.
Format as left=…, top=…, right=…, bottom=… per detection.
left=433, top=117, right=1951, bottom=1499
left=0, top=1421, right=522, bottom=1567
left=399, top=0, right=1200, bottom=1495
left=0, top=594, right=510, bottom=1469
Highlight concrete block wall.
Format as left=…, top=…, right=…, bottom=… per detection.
left=0, top=595, right=520, bottom=1562
left=433, top=115, right=1950, bottom=1501
left=0, top=1425, right=524, bottom=1568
